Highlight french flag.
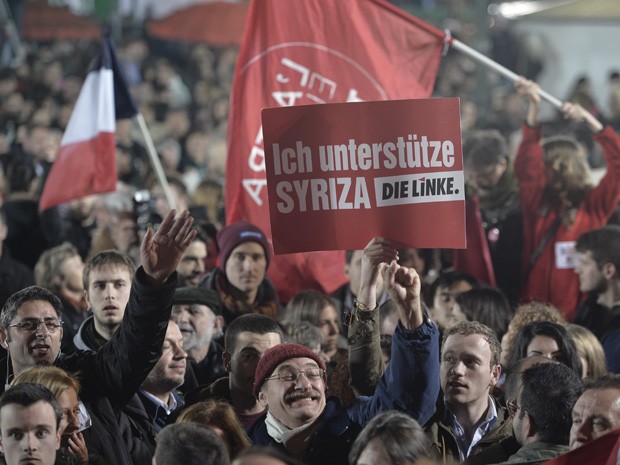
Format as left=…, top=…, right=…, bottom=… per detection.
left=39, top=31, right=137, bottom=212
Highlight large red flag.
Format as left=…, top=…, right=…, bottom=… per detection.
left=227, top=0, right=446, bottom=302
left=39, top=31, right=137, bottom=212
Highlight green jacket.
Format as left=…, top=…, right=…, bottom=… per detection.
left=491, top=441, right=569, bottom=465
left=426, top=396, right=514, bottom=464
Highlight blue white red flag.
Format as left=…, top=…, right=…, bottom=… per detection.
left=39, top=31, right=137, bottom=212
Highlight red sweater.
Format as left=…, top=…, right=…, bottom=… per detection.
left=515, top=124, right=620, bottom=320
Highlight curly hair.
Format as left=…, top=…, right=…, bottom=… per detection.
left=539, top=136, right=594, bottom=227
left=501, top=301, right=566, bottom=366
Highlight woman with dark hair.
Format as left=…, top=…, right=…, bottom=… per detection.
left=505, top=320, right=582, bottom=377
left=455, top=286, right=514, bottom=342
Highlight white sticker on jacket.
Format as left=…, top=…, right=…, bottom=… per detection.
left=555, top=241, right=577, bottom=269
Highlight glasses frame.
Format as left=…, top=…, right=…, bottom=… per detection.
left=265, top=367, right=325, bottom=383
left=8, top=319, right=64, bottom=333
left=507, top=400, right=528, bottom=417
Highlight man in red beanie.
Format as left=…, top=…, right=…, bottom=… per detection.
left=200, top=221, right=280, bottom=324
left=247, top=237, right=440, bottom=465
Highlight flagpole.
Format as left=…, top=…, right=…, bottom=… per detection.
left=449, top=38, right=564, bottom=110
left=135, top=113, right=177, bottom=211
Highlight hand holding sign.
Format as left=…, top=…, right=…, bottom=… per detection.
left=357, top=237, right=399, bottom=310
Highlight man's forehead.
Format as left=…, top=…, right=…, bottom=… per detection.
left=579, top=388, right=620, bottom=410
left=234, top=331, right=281, bottom=350
left=16, top=300, right=58, bottom=319
left=443, top=333, right=491, bottom=356
left=0, top=401, right=57, bottom=427
left=89, top=264, right=132, bottom=281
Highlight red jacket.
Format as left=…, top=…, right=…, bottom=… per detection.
left=515, top=124, right=620, bottom=320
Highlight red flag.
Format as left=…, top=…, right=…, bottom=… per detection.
left=453, top=195, right=496, bottom=286
left=39, top=31, right=137, bottom=212
left=541, top=428, right=620, bottom=465
left=227, top=0, right=446, bottom=302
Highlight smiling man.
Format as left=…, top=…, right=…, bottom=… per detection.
left=200, top=221, right=280, bottom=324
left=248, top=238, right=440, bottom=465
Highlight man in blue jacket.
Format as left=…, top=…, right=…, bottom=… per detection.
left=248, top=237, right=440, bottom=465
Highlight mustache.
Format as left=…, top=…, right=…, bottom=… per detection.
left=285, top=390, right=321, bottom=403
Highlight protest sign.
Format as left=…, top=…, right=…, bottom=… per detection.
left=263, top=97, right=466, bottom=254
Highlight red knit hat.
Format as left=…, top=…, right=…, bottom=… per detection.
left=253, top=343, right=327, bottom=398
left=216, top=221, right=271, bottom=271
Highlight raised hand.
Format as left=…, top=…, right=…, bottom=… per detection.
left=515, top=77, right=541, bottom=126
left=140, top=209, right=197, bottom=285
left=383, top=262, right=423, bottom=330
left=562, top=101, right=604, bottom=133
left=357, top=237, right=398, bottom=309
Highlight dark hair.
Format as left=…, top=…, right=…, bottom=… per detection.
left=83, top=249, right=136, bottom=290
left=456, top=287, right=513, bottom=341
left=345, top=250, right=356, bottom=265
left=504, top=355, right=555, bottom=402
left=154, top=422, right=230, bottom=465
left=0, top=286, right=62, bottom=330
left=463, top=129, right=509, bottom=169
left=575, top=225, right=620, bottom=269
left=506, top=320, right=582, bottom=377
left=519, top=363, right=583, bottom=444
left=584, top=372, right=620, bottom=391
left=349, top=411, right=432, bottom=465
left=0, top=382, right=62, bottom=429
left=176, top=400, right=250, bottom=460
left=442, top=320, right=501, bottom=367
left=223, top=314, right=283, bottom=353
left=234, top=446, right=306, bottom=465
left=430, top=270, right=478, bottom=303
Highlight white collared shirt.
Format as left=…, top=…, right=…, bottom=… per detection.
left=446, top=395, right=498, bottom=462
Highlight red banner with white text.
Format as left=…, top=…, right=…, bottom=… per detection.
left=262, top=98, right=465, bottom=254
left=227, top=0, right=446, bottom=301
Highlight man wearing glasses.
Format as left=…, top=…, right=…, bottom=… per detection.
left=248, top=237, right=440, bottom=465
left=499, top=362, right=582, bottom=465
left=0, top=210, right=196, bottom=465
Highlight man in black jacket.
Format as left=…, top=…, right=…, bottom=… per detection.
left=0, top=209, right=196, bottom=465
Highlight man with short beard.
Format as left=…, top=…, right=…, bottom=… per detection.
left=171, top=286, right=225, bottom=385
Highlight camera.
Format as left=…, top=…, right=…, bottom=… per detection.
left=133, top=189, right=162, bottom=231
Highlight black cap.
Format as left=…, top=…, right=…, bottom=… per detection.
left=173, top=287, right=222, bottom=316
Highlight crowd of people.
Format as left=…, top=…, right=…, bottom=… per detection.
left=0, top=4, right=620, bottom=465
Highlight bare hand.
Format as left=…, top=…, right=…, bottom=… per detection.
left=562, top=101, right=604, bottom=133
left=383, top=262, right=423, bottom=330
left=65, top=432, right=88, bottom=464
left=515, top=77, right=541, bottom=126
left=140, top=209, right=197, bottom=285
left=357, top=237, right=398, bottom=309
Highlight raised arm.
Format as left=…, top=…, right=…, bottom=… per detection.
left=67, top=210, right=197, bottom=406
left=348, top=238, right=397, bottom=394
left=141, top=209, right=197, bottom=285
left=515, top=77, right=541, bottom=127
left=382, top=261, right=424, bottom=330
left=562, top=101, right=604, bottom=133
left=348, top=241, right=440, bottom=427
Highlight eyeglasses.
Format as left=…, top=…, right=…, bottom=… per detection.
left=8, top=319, right=63, bottom=333
left=507, top=400, right=528, bottom=417
left=265, top=367, right=324, bottom=383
